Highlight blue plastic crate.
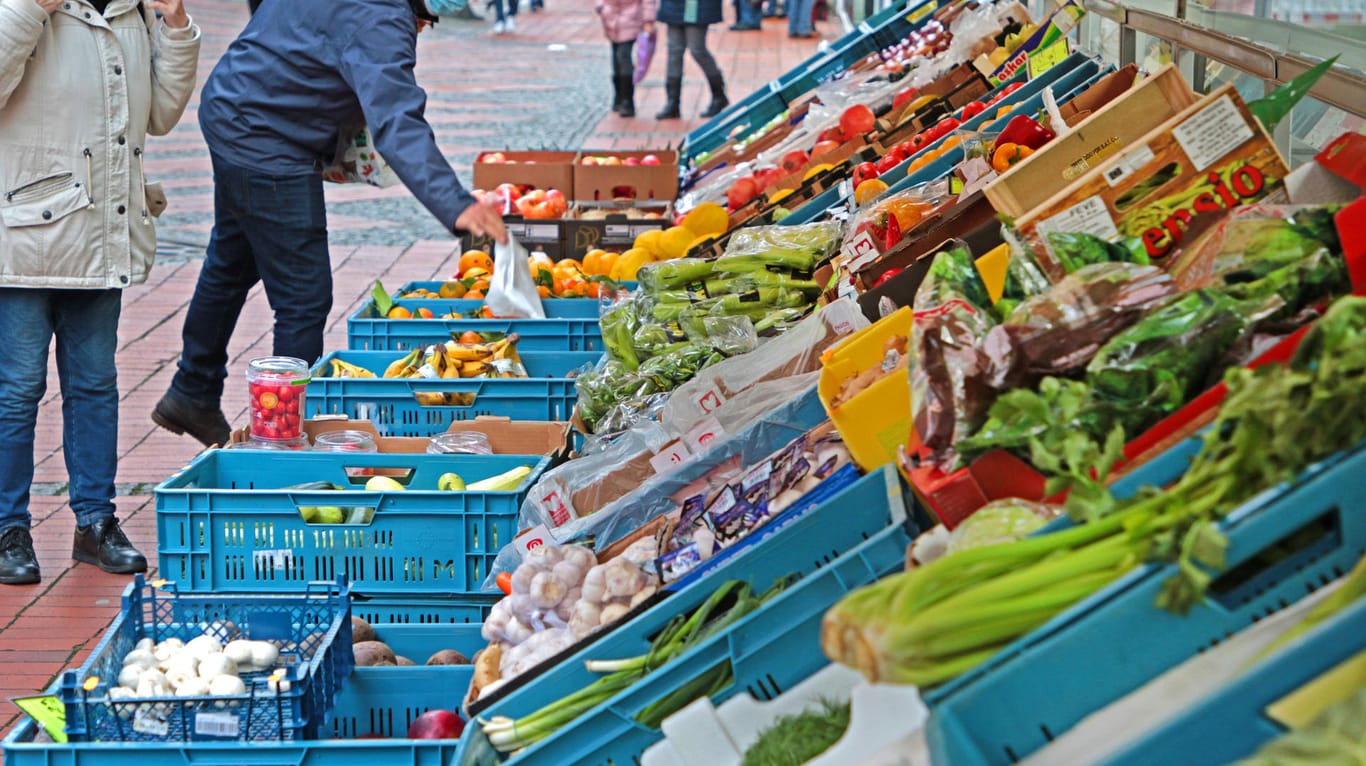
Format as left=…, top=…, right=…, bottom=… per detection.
left=395, top=281, right=635, bottom=313
left=924, top=441, right=1366, bottom=766
left=156, top=450, right=550, bottom=596
left=350, top=595, right=498, bottom=626
left=1101, top=594, right=1366, bottom=766
left=307, top=350, right=598, bottom=434
left=55, top=575, right=352, bottom=745
left=467, top=466, right=917, bottom=759
left=349, top=623, right=487, bottom=669
left=779, top=53, right=1106, bottom=226
left=460, top=474, right=913, bottom=765
left=348, top=299, right=603, bottom=353
left=5, top=668, right=473, bottom=766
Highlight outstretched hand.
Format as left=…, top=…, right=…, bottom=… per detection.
left=456, top=201, right=509, bottom=244
left=146, top=0, right=190, bottom=28
left=33, top=0, right=63, bottom=13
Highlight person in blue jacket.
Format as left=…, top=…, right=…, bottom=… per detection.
left=655, top=0, right=728, bottom=119
left=152, top=0, right=507, bottom=449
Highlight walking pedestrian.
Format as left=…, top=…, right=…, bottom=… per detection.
left=596, top=0, right=656, bottom=118
left=787, top=0, right=815, bottom=37
left=151, top=0, right=507, bottom=450
left=489, top=0, right=517, bottom=33
left=762, top=0, right=784, bottom=19
left=655, top=0, right=728, bottom=119
left=0, top=0, right=201, bottom=585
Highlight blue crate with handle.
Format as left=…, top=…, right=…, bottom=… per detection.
left=5, top=667, right=476, bottom=766
left=307, top=350, right=598, bottom=434
left=924, top=440, right=1366, bottom=766
left=349, top=594, right=498, bottom=626
left=54, top=575, right=352, bottom=745
left=460, top=471, right=913, bottom=765
left=463, top=466, right=912, bottom=759
left=1099, top=593, right=1366, bottom=766
left=347, top=298, right=604, bottom=353
left=394, top=281, right=634, bottom=315
left=156, top=450, right=550, bottom=596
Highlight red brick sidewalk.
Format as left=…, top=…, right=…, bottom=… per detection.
left=0, top=0, right=829, bottom=750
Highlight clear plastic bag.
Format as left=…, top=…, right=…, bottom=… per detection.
left=486, top=233, right=547, bottom=319
left=841, top=183, right=946, bottom=267
left=945, top=498, right=1061, bottom=554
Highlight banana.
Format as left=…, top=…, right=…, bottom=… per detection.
left=466, top=465, right=533, bottom=492
left=331, top=359, right=377, bottom=378
left=444, top=392, right=476, bottom=406
left=414, top=391, right=445, bottom=406
left=460, top=360, right=491, bottom=378
left=383, top=348, right=421, bottom=378
left=487, top=333, right=520, bottom=361
left=445, top=342, right=495, bottom=362
left=441, top=357, right=463, bottom=378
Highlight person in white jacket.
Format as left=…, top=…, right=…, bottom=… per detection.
left=0, top=0, right=200, bottom=585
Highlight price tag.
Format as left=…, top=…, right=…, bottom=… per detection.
left=604, top=224, right=631, bottom=238
left=906, top=0, right=933, bottom=23
left=525, top=224, right=559, bottom=240
left=194, top=711, right=240, bottom=738
left=768, top=79, right=781, bottom=93
left=516, top=524, right=554, bottom=553
left=949, top=176, right=965, bottom=195
left=1026, top=37, right=1070, bottom=80
left=12, top=695, right=69, bottom=743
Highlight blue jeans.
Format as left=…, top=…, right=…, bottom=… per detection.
left=170, top=153, right=331, bottom=406
left=490, top=0, right=518, bottom=22
left=0, top=288, right=121, bottom=532
left=735, top=0, right=762, bottom=25
left=788, top=0, right=813, bottom=33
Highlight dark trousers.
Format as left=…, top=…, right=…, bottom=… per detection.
left=610, top=39, right=634, bottom=80
left=170, top=153, right=332, bottom=406
left=664, top=24, right=722, bottom=82
left=734, top=0, right=762, bottom=25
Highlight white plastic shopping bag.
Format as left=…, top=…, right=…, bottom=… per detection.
left=321, top=124, right=400, bottom=188
left=486, top=233, right=547, bottom=318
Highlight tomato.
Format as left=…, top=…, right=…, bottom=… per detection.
left=496, top=571, right=514, bottom=595
left=851, top=161, right=880, bottom=188
left=875, top=153, right=902, bottom=175
left=959, top=101, right=986, bottom=120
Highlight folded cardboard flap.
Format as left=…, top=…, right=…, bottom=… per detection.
left=229, top=416, right=572, bottom=461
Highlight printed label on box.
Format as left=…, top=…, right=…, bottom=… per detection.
left=1036, top=194, right=1120, bottom=242
left=1172, top=94, right=1255, bottom=172
left=695, top=388, right=726, bottom=414
left=535, top=482, right=575, bottom=527
left=841, top=230, right=880, bottom=273
left=133, top=707, right=170, bottom=737
left=1102, top=144, right=1156, bottom=187
left=194, top=712, right=240, bottom=738
left=1026, top=38, right=1070, bottom=80
left=604, top=224, right=631, bottom=238
left=526, top=224, right=559, bottom=240
left=683, top=416, right=725, bottom=454
left=516, top=524, right=554, bottom=553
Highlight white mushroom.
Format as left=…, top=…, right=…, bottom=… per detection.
left=208, top=675, right=247, bottom=697
left=117, top=664, right=143, bottom=690
left=198, top=652, right=238, bottom=680
left=121, top=648, right=156, bottom=670
left=184, top=635, right=223, bottom=660
left=222, top=640, right=254, bottom=668
left=174, top=677, right=211, bottom=697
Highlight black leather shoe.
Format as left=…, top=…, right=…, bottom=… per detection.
left=729, top=23, right=761, bottom=30
left=73, top=518, right=147, bottom=575
left=152, top=392, right=231, bottom=448
left=0, top=526, right=40, bottom=585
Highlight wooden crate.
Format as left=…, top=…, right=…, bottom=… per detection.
left=983, top=64, right=1200, bottom=219
left=1016, top=82, right=1290, bottom=279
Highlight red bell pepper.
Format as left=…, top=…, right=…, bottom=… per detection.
left=996, top=114, right=1056, bottom=151
left=873, top=266, right=904, bottom=287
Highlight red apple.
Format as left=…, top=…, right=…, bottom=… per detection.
left=480, top=152, right=507, bottom=164
left=407, top=710, right=464, bottom=740
left=839, top=104, right=877, bottom=138
left=893, top=87, right=920, bottom=112
left=603, top=156, right=623, bottom=166
left=640, top=154, right=662, bottom=165
left=581, top=157, right=599, bottom=166
left=753, top=167, right=784, bottom=189
left=780, top=150, right=810, bottom=175
left=817, top=126, right=846, bottom=144
left=624, top=157, right=641, bottom=166
left=810, top=140, right=841, bottom=160
left=726, top=177, right=760, bottom=211
left=851, top=161, right=880, bottom=187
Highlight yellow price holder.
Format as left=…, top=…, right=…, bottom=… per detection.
left=11, top=694, right=68, bottom=743
left=1026, top=37, right=1071, bottom=80
left=906, top=0, right=934, bottom=23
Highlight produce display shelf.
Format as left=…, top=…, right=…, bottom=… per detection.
left=1099, top=593, right=1366, bottom=766
left=462, top=465, right=914, bottom=765
left=924, top=440, right=1366, bottom=766
left=156, top=451, right=551, bottom=596
left=460, top=472, right=914, bottom=766
left=394, top=282, right=633, bottom=315
left=307, top=350, right=599, bottom=434
left=349, top=595, right=498, bottom=626
left=780, top=52, right=1107, bottom=226
left=348, top=299, right=604, bottom=353
left=5, top=670, right=473, bottom=766
left=61, top=576, right=352, bottom=745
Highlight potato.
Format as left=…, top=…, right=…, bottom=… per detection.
left=353, top=641, right=396, bottom=667
left=425, top=649, right=470, bottom=666
left=472, top=645, right=501, bottom=691
left=351, top=617, right=377, bottom=645
left=395, top=656, right=416, bottom=666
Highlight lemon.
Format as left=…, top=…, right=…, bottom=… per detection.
left=633, top=229, right=665, bottom=258
left=658, top=226, right=697, bottom=260
left=680, top=202, right=729, bottom=237
left=803, top=164, right=834, bottom=181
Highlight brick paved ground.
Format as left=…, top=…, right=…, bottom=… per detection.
left=0, top=0, right=830, bottom=749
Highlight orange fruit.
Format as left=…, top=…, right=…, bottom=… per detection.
left=438, top=280, right=467, bottom=299
left=480, top=306, right=494, bottom=318
left=471, top=278, right=490, bottom=293
left=597, top=251, right=620, bottom=278
left=854, top=179, right=889, bottom=206
left=459, top=250, right=493, bottom=276
left=584, top=281, right=602, bottom=299
left=415, top=307, right=434, bottom=319
left=582, top=249, right=607, bottom=276
left=387, top=305, right=412, bottom=319
left=537, top=284, right=552, bottom=298
left=529, top=258, right=554, bottom=281
left=458, top=331, right=483, bottom=344
left=462, top=266, right=491, bottom=281
left=465, top=289, right=485, bottom=300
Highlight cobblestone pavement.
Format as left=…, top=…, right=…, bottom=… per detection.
left=0, top=0, right=832, bottom=747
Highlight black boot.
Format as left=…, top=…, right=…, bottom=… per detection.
left=611, top=76, right=626, bottom=114
left=152, top=391, right=231, bottom=448
left=700, top=73, right=729, bottom=118
left=656, top=77, right=682, bottom=119
left=0, top=527, right=39, bottom=585
left=73, top=517, right=147, bottom=575
left=616, top=76, right=636, bottom=118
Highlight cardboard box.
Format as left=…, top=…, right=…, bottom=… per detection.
left=1057, top=63, right=1140, bottom=127
left=230, top=416, right=572, bottom=461
left=575, top=150, right=680, bottom=203
left=460, top=216, right=566, bottom=260
left=983, top=64, right=1201, bottom=219
left=856, top=223, right=1003, bottom=321
left=1016, top=82, right=1290, bottom=279
left=472, top=150, right=577, bottom=193
left=564, top=204, right=671, bottom=258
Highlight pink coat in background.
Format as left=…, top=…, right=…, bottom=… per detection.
left=596, top=0, right=657, bottom=43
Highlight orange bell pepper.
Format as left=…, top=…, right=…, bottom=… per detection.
left=991, top=142, right=1035, bottom=173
